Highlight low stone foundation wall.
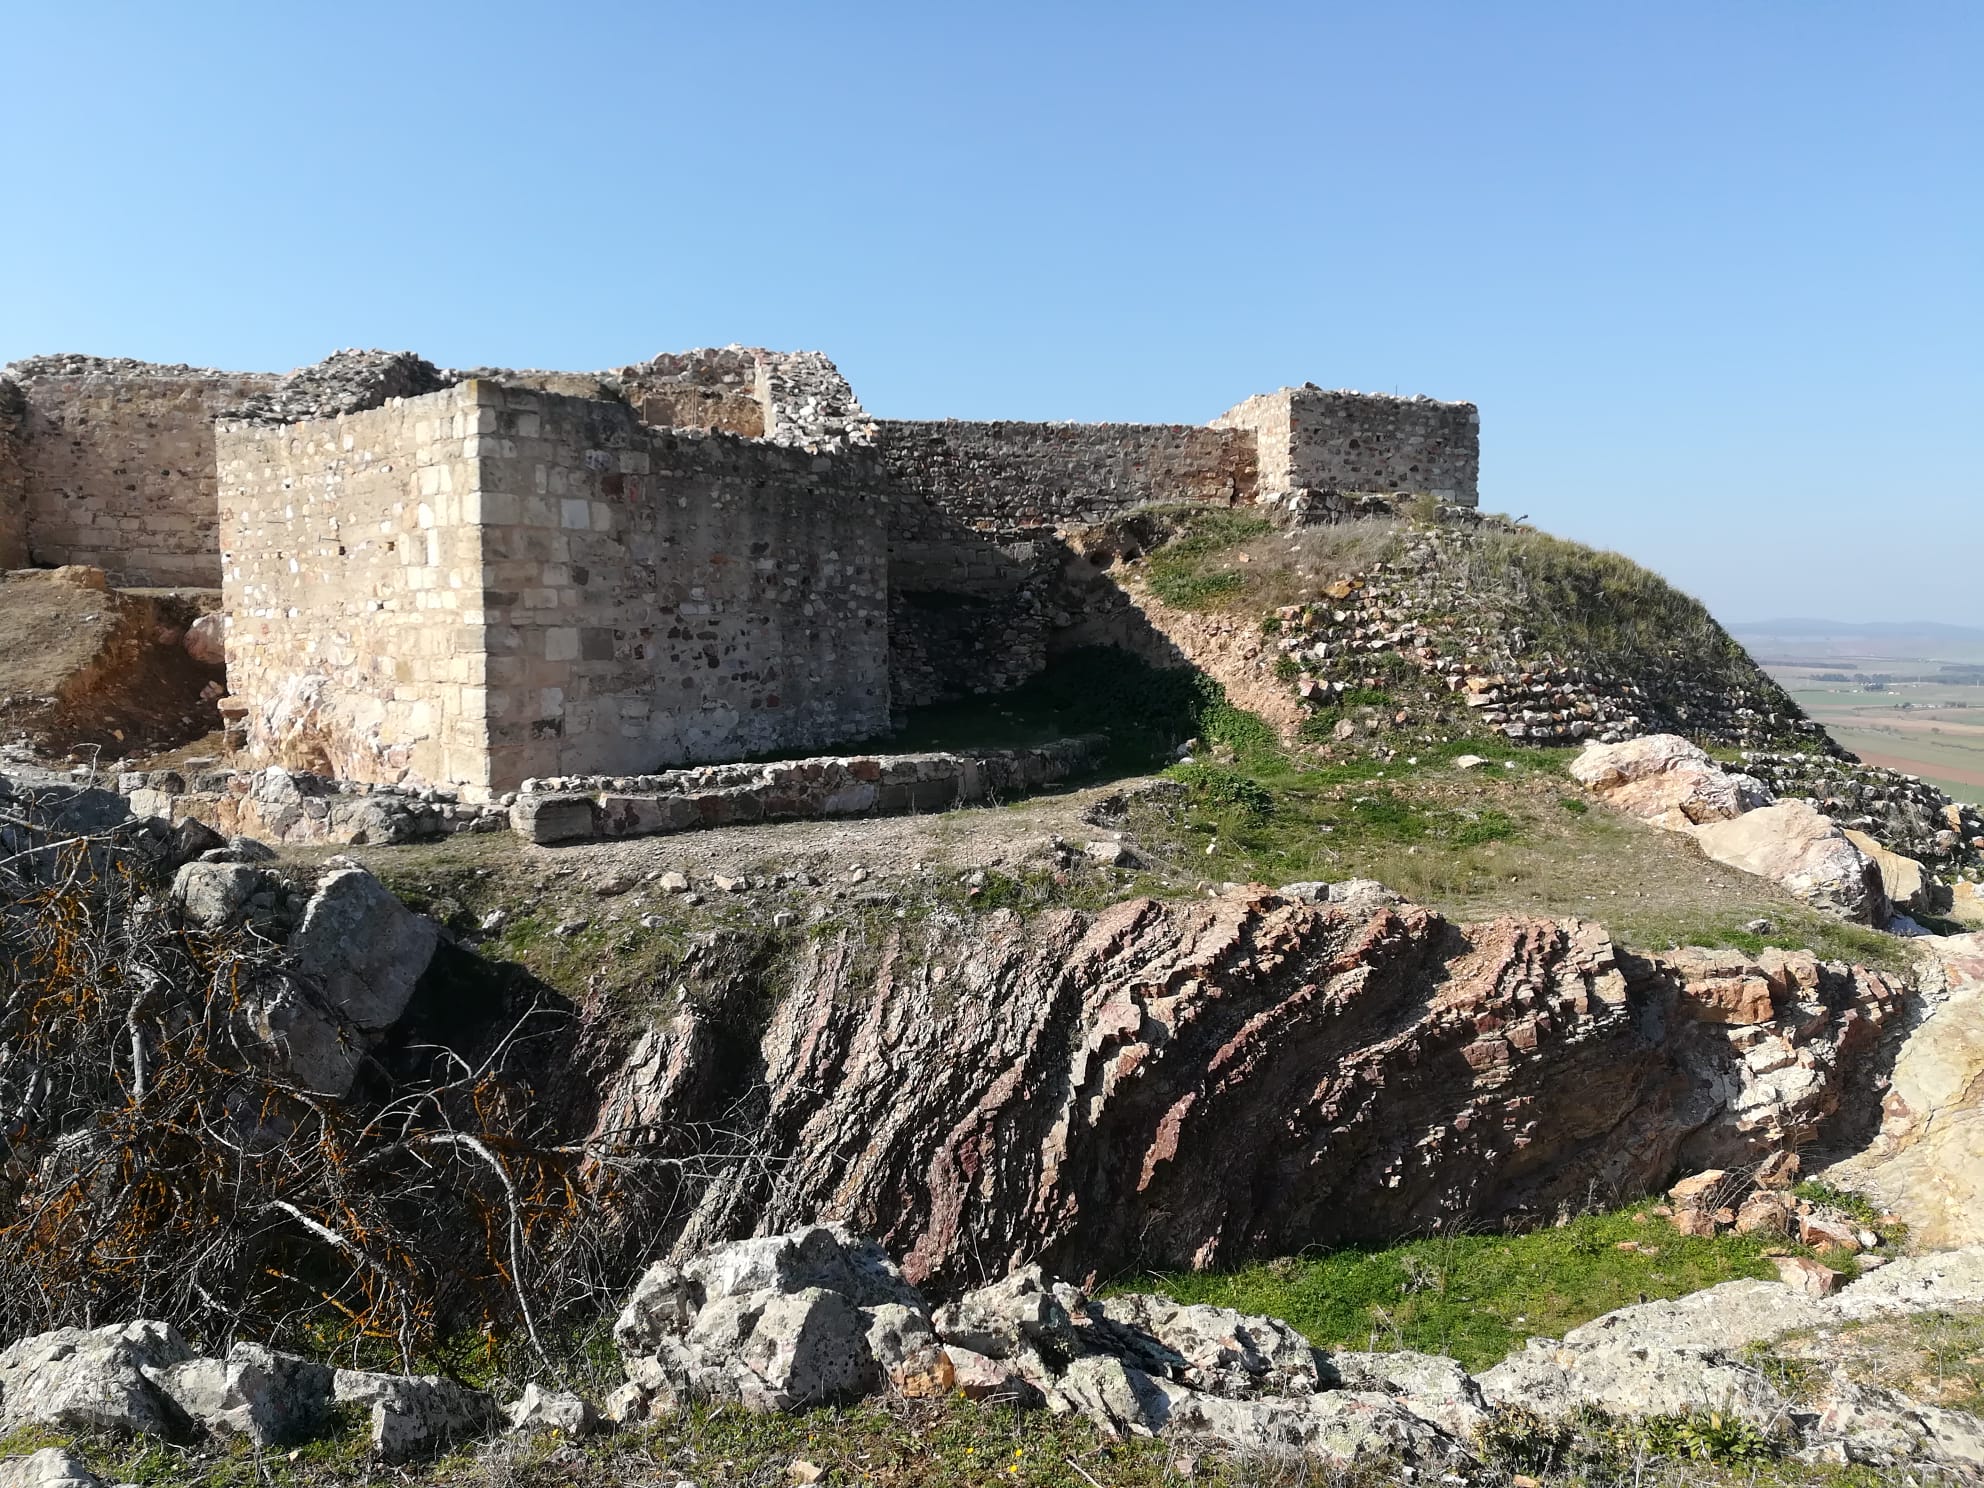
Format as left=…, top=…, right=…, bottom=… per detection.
left=510, top=736, right=1104, bottom=845
left=121, top=764, right=508, bottom=846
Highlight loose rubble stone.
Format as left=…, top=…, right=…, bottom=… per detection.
left=287, top=867, right=438, bottom=1032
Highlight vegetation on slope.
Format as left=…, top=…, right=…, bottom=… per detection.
left=1119, top=1198, right=1883, bottom=1374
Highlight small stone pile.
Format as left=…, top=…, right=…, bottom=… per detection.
left=1657, top=1159, right=1884, bottom=1265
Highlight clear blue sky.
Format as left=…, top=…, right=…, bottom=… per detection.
left=2, top=2, right=1977, bottom=625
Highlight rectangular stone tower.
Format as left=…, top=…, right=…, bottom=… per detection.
left=218, top=381, right=889, bottom=794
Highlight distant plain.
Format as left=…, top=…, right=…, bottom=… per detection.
left=1732, top=620, right=1984, bottom=804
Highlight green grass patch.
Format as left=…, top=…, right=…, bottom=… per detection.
left=1141, top=508, right=1274, bottom=610
left=1120, top=1202, right=1814, bottom=1372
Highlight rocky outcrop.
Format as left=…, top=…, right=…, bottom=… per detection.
left=1570, top=736, right=1891, bottom=925
left=615, top=889, right=1902, bottom=1291
left=1570, top=733, right=1772, bottom=828
left=1479, top=1251, right=1984, bottom=1475
left=612, top=1225, right=1474, bottom=1468
left=1826, top=933, right=1984, bottom=1248
left=0, top=1322, right=193, bottom=1437
left=1691, top=802, right=1888, bottom=925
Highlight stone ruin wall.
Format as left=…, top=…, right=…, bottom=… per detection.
left=873, top=418, right=1257, bottom=529
left=7, top=359, right=281, bottom=586
left=218, top=391, right=492, bottom=789
left=469, top=382, right=889, bottom=787
left=872, top=418, right=1258, bottom=706
left=11, top=343, right=1489, bottom=791
left=220, top=381, right=891, bottom=794
left=0, top=379, right=28, bottom=567
left=1215, top=387, right=1479, bottom=504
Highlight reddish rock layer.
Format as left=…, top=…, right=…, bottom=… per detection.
left=605, top=891, right=1901, bottom=1291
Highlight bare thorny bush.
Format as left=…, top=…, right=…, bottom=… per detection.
left=0, top=801, right=757, bottom=1377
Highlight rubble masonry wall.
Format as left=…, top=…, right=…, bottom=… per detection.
left=0, top=380, right=28, bottom=567
left=1213, top=388, right=1479, bottom=504
left=872, top=419, right=1257, bottom=528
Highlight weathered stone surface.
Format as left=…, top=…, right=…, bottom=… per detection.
left=1826, top=934, right=1984, bottom=1248
left=1843, top=829, right=1937, bottom=916
left=0, top=1450, right=101, bottom=1488
left=331, top=1369, right=495, bottom=1462
left=0, top=1321, right=193, bottom=1436
left=287, top=867, right=438, bottom=1032
left=170, top=861, right=269, bottom=928
left=1691, top=801, right=1888, bottom=924
left=1323, top=1351, right=1489, bottom=1442
left=613, top=1226, right=925, bottom=1414
left=150, top=1343, right=332, bottom=1446
left=1570, top=734, right=1771, bottom=829
left=503, top=1383, right=602, bottom=1438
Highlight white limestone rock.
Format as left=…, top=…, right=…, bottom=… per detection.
left=331, top=1369, right=495, bottom=1462
left=1691, top=801, right=1889, bottom=924
left=0, top=1322, right=193, bottom=1437
left=149, top=1342, right=332, bottom=1446
left=0, top=1450, right=101, bottom=1488
left=1570, top=734, right=1772, bottom=829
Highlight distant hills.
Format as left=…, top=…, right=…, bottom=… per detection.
left=1730, top=619, right=1984, bottom=664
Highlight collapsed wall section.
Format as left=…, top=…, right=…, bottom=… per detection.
left=217, top=389, right=492, bottom=788
left=1215, top=386, right=1479, bottom=504
left=7, top=358, right=281, bottom=585
left=470, top=383, right=890, bottom=787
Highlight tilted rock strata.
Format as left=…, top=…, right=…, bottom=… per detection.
left=608, top=889, right=1903, bottom=1290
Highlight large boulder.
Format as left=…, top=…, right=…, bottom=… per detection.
left=1843, top=828, right=1942, bottom=917
left=150, top=1343, right=333, bottom=1446
left=288, top=867, right=439, bottom=1031
left=0, top=1322, right=193, bottom=1437
left=1690, top=801, right=1889, bottom=924
left=1570, top=734, right=1771, bottom=829
left=170, top=861, right=272, bottom=928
